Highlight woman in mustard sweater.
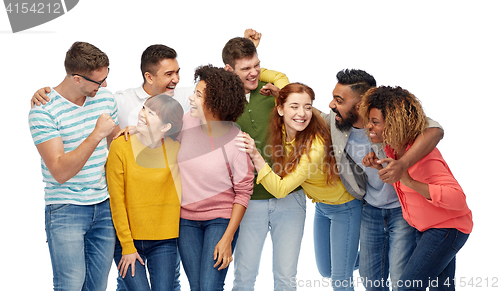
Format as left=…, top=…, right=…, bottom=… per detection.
left=106, top=94, right=184, bottom=291
left=237, top=83, right=362, bottom=291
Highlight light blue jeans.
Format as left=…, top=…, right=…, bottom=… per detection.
left=314, top=199, right=363, bottom=291
left=232, top=190, right=307, bottom=291
left=359, top=204, right=417, bottom=291
left=45, top=199, right=116, bottom=291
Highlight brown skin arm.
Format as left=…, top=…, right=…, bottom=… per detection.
left=213, top=203, right=246, bottom=270
left=378, top=127, right=444, bottom=184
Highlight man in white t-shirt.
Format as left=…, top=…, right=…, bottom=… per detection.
left=31, top=44, right=191, bottom=127
left=30, top=44, right=187, bottom=291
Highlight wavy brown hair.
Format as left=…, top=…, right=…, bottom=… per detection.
left=267, top=83, right=338, bottom=186
left=360, top=86, right=428, bottom=150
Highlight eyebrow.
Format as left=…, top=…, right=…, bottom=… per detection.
left=333, top=95, right=344, bottom=101
left=288, top=102, right=313, bottom=106
left=164, top=68, right=181, bottom=75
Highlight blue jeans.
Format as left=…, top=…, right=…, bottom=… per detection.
left=232, top=190, right=307, bottom=291
left=45, top=199, right=116, bottom=291
left=397, top=228, right=469, bottom=291
left=178, top=218, right=239, bottom=291
left=359, top=204, right=417, bottom=291
left=113, top=238, right=178, bottom=291
left=115, top=251, right=181, bottom=291
left=314, top=199, right=362, bottom=291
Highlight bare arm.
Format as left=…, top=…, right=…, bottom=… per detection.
left=378, top=127, right=444, bottom=183
left=213, top=203, right=246, bottom=270
left=36, top=113, right=117, bottom=184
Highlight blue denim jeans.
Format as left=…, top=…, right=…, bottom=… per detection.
left=232, top=190, right=307, bottom=291
left=178, top=218, right=239, bottom=291
left=45, top=199, right=116, bottom=291
left=397, top=228, right=469, bottom=291
left=313, top=199, right=363, bottom=291
left=359, top=204, right=417, bottom=291
left=115, top=251, right=181, bottom=291
left=113, top=238, right=178, bottom=291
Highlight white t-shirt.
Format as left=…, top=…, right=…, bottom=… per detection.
left=114, top=85, right=192, bottom=127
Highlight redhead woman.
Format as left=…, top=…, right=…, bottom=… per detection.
left=237, top=83, right=362, bottom=291
left=361, top=86, right=472, bottom=291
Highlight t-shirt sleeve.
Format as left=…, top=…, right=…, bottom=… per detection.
left=28, top=106, right=60, bottom=146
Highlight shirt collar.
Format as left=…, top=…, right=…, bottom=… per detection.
left=135, top=86, right=151, bottom=100
left=281, top=125, right=295, bottom=145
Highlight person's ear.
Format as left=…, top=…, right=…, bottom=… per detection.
left=277, top=106, right=284, bottom=117
left=224, top=64, right=233, bottom=72
left=161, top=123, right=172, bottom=133
left=355, top=100, right=362, bottom=112
left=145, top=72, right=154, bottom=85
left=72, top=75, right=81, bottom=85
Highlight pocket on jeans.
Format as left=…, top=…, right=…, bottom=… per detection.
left=451, top=229, right=469, bottom=252
left=292, top=190, right=307, bottom=212
left=47, top=204, right=71, bottom=214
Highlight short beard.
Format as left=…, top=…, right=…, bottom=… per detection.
left=332, top=106, right=359, bottom=132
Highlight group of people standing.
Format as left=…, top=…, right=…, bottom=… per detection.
left=29, top=29, right=472, bottom=291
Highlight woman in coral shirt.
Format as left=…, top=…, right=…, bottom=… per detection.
left=361, top=86, right=472, bottom=291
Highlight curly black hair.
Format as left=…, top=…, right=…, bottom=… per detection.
left=336, top=69, right=377, bottom=96
left=194, top=65, right=246, bottom=122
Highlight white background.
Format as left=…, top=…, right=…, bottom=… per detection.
left=1, top=0, right=499, bottom=290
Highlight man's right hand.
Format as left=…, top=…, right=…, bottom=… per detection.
left=244, top=28, right=262, bottom=48
left=260, top=83, right=280, bottom=98
left=31, top=87, right=51, bottom=108
left=93, top=113, right=117, bottom=140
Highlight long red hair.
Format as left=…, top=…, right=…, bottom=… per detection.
left=266, top=83, right=338, bottom=185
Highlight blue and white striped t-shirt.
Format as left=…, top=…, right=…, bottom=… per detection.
left=28, top=88, right=119, bottom=205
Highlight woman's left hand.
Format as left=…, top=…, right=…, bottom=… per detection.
left=213, top=236, right=233, bottom=271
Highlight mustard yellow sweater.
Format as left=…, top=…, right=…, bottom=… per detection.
left=107, top=135, right=181, bottom=255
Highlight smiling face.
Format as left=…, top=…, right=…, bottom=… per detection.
left=136, top=104, right=169, bottom=137
left=148, top=58, right=180, bottom=96
left=188, top=80, right=207, bottom=121
left=230, top=53, right=261, bottom=94
left=366, top=108, right=385, bottom=143
left=278, top=92, right=313, bottom=141
left=329, top=83, right=362, bottom=131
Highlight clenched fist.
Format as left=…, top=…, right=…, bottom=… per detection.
left=94, top=113, right=116, bottom=140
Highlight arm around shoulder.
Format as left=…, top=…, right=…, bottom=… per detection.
left=259, top=68, right=290, bottom=89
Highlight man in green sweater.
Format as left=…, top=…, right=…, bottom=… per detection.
left=223, top=35, right=306, bottom=291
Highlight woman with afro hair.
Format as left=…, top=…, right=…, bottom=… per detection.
left=176, top=65, right=255, bottom=290
left=361, top=86, right=472, bottom=291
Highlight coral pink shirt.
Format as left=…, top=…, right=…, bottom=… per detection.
left=385, top=145, right=473, bottom=234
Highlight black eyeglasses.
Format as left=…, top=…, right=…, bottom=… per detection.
left=72, top=68, right=109, bottom=87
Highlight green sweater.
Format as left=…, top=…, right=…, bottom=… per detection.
left=236, top=81, right=301, bottom=200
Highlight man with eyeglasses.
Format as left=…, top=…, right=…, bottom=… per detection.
left=28, top=41, right=120, bottom=291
